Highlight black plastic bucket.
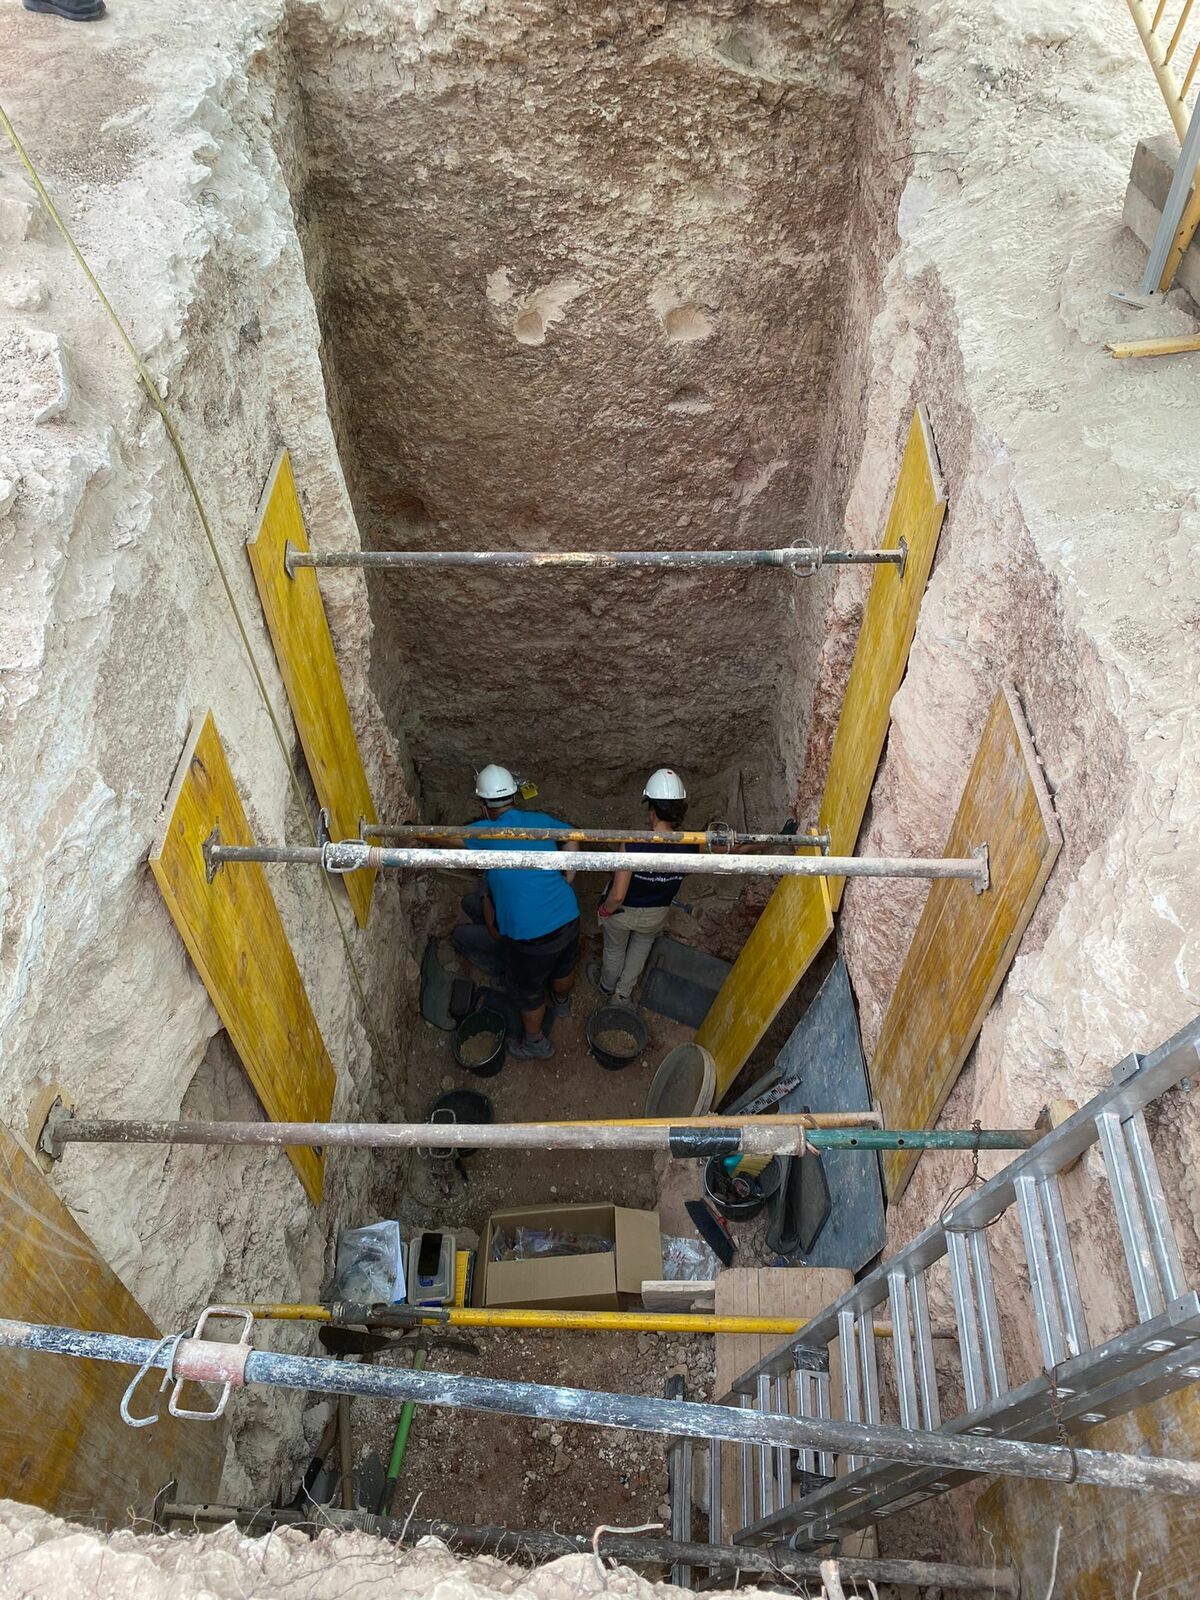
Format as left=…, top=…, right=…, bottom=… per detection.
left=453, top=1007, right=507, bottom=1077
left=585, top=1003, right=648, bottom=1070
left=704, top=1155, right=783, bottom=1221
left=428, top=1088, right=494, bottom=1158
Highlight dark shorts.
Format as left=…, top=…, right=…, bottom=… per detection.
left=502, top=917, right=580, bottom=1010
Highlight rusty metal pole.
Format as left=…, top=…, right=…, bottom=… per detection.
left=2, top=1318, right=1200, bottom=1499
left=285, top=543, right=906, bottom=575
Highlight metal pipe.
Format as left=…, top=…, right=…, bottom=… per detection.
left=285, top=543, right=905, bottom=575
left=362, top=822, right=828, bottom=850
left=42, top=1110, right=1032, bottom=1159
left=157, top=1501, right=1020, bottom=1593
left=5, top=1317, right=1200, bottom=1497
left=206, top=838, right=991, bottom=889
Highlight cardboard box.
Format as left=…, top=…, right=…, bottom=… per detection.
left=475, top=1202, right=662, bottom=1311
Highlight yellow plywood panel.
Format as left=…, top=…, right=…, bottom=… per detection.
left=872, top=684, right=1061, bottom=1199
left=0, top=1119, right=223, bottom=1521
left=246, top=450, right=377, bottom=928
left=150, top=711, right=336, bottom=1204
left=695, top=875, right=833, bottom=1099
left=819, top=405, right=947, bottom=912
left=978, top=1387, right=1200, bottom=1599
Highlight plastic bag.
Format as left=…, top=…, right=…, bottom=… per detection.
left=488, top=1227, right=613, bottom=1262
left=332, top=1221, right=406, bottom=1304
left=661, top=1233, right=720, bottom=1281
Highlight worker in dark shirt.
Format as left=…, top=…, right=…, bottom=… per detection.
left=590, top=768, right=697, bottom=1004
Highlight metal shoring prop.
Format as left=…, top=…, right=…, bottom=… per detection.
left=3, top=1316, right=1200, bottom=1498
left=199, top=834, right=991, bottom=892
left=283, top=540, right=909, bottom=578
left=37, top=1105, right=1036, bottom=1163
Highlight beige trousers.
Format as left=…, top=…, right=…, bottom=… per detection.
left=600, top=904, right=671, bottom=1001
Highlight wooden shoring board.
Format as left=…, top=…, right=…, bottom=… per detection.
left=873, top=684, right=1061, bottom=1199
left=819, top=404, right=947, bottom=913
left=694, top=407, right=944, bottom=1096
left=0, top=1119, right=224, bottom=1521
left=246, top=449, right=378, bottom=927
left=695, top=876, right=833, bottom=1100
left=713, top=1267, right=851, bottom=1540
left=978, top=1387, right=1200, bottom=1598
left=150, top=711, right=336, bottom=1204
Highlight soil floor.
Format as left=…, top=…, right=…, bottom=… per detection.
left=329, top=878, right=766, bottom=1536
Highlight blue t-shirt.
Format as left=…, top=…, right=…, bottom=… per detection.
left=465, top=810, right=579, bottom=941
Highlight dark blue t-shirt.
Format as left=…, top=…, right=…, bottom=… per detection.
left=621, top=840, right=700, bottom=908
left=465, top=809, right=579, bottom=940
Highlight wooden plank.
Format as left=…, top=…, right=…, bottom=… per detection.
left=978, top=1388, right=1200, bottom=1599
left=639, top=1280, right=716, bottom=1314
left=819, top=404, right=947, bottom=912
left=0, top=1119, right=223, bottom=1522
left=246, top=449, right=378, bottom=927
left=872, top=684, right=1061, bottom=1199
left=695, top=876, right=834, bottom=1100
left=714, top=1268, right=852, bottom=1539
left=150, top=711, right=336, bottom=1204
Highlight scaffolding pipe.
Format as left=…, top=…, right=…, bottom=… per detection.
left=5, top=1317, right=1200, bottom=1497
left=41, top=1110, right=1034, bottom=1160
left=362, top=822, right=828, bottom=850
left=239, top=1302, right=960, bottom=1342
left=156, top=1501, right=1020, bottom=1593
left=284, top=543, right=906, bottom=575
left=205, top=838, right=991, bottom=889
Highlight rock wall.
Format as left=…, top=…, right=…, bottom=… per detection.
left=283, top=0, right=880, bottom=827
left=797, top=0, right=1200, bottom=1584
left=0, top=1, right=417, bottom=1498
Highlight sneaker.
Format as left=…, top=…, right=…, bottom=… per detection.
left=546, top=991, right=571, bottom=1018
left=508, top=1033, right=554, bottom=1061
left=586, top=961, right=615, bottom=996
left=23, top=0, right=107, bottom=18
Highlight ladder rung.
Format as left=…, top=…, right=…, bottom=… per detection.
left=838, top=1308, right=867, bottom=1474
left=910, top=1270, right=942, bottom=1430
left=968, top=1228, right=1008, bottom=1397
left=856, top=1310, right=881, bottom=1426
left=738, top=1394, right=753, bottom=1532
left=1039, top=1172, right=1088, bottom=1358
left=1015, top=1174, right=1069, bottom=1370
left=946, top=1231, right=987, bottom=1410
left=1125, top=1109, right=1184, bottom=1303
left=755, top=1373, right=775, bottom=1519
left=887, top=1270, right=920, bottom=1429
left=773, top=1373, right=792, bottom=1509
left=1097, top=1111, right=1163, bottom=1321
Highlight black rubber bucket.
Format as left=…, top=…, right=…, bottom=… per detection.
left=428, top=1088, right=494, bottom=1158
left=453, top=1007, right=507, bottom=1077
left=704, top=1155, right=783, bottom=1221
left=585, top=1003, right=648, bottom=1070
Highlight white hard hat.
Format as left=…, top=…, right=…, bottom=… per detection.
left=643, top=767, right=687, bottom=801
left=475, top=763, right=519, bottom=802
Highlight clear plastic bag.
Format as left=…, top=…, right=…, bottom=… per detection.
left=489, top=1227, right=613, bottom=1262
left=661, top=1233, right=720, bottom=1281
left=332, top=1221, right=406, bottom=1304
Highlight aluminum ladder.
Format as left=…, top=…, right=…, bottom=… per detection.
left=697, top=1014, right=1200, bottom=1555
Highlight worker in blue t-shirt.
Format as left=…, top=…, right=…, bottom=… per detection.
left=457, top=764, right=580, bottom=1060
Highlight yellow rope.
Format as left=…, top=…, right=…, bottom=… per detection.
left=0, top=101, right=390, bottom=1072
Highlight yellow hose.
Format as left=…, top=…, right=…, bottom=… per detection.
left=242, top=1303, right=909, bottom=1338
